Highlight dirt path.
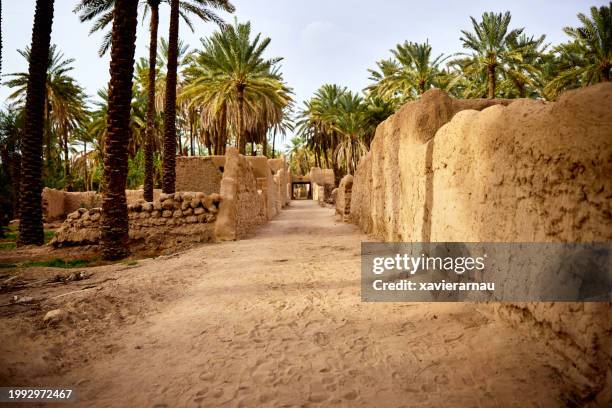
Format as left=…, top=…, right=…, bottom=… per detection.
left=3, top=201, right=572, bottom=407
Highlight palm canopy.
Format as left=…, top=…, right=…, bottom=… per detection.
left=545, top=2, right=611, bottom=98
left=74, top=0, right=235, bottom=56
left=180, top=19, right=293, bottom=154
left=4, top=45, right=88, bottom=171
left=458, top=11, right=526, bottom=98
left=367, top=41, right=447, bottom=106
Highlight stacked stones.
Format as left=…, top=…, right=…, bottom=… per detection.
left=52, top=192, right=221, bottom=246
left=128, top=192, right=220, bottom=228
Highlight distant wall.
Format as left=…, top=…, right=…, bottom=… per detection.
left=176, top=156, right=225, bottom=195
left=348, top=85, right=612, bottom=398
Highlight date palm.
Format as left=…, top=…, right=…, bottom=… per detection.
left=181, top=19, right=286, bottom=157
left=546, top=3, right=611, bottom=99
left=459, top=11, right=524, bottom=98
left=368, top=41, right=447, bottom=105
left=163, top=0, right=234, bottom=193
left=6, top=45, right=88, bottom=187
left=99, top=0, right=139, bottom=260
left=18, top=0, right=54, bottom=246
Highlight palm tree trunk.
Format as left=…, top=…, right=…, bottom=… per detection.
left=143, top=1, right=159, bottom=202
left=487, top=64, right=496, bottom=99
left=190, top=119, right=194, bottom=156
left=63, top=130, right=70, bottom=190
left=601, top=65, right=610, bottom=82
left=162, top=0, right=179, bottom=193
left=100, top=0, right=138, bottom=261
left=271, top=133, right=275, bottom=157
left=237, top=84, right=246, bottom=154
left=18, top=0, right=54, bottom=246
left=83, top=140, right=88, bottom=190
left=263, top=136, right=268, bottom=157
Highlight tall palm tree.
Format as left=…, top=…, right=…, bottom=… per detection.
left=162, top=0, right=234, bottom=193
left=459, top=11, right=524, bottom=98
left=99, top=0, right=139, bottom=260
left=6, top=45, right=88, bottom=187
left=545, top=3, right=611, bottom=98
left=144, top=0, right=161, bottom=201
left=74, top=0, right=230, bottom=197
left=18, top=0, right=54, bottom=246
left=75, top=0, right=161, bottom=201
left=0, top=0, right=3, bottom=79
left=180, top=19, right=288, bottom=157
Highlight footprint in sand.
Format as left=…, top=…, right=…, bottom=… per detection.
left=313, top=331, right=330, bottom=347
left=198, top=372, right=215, bottom=381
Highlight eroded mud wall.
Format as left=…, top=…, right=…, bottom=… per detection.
left=215, top=148, right=267, bottom=240
left=176, top=156, right=225, bottom=195
left=349, top=84, right=612, bottom=396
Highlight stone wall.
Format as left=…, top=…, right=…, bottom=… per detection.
left=51, top=191, right=220, bottom=249
left=335, top=175, right=353, bottom=221
left=176, top=156, right=225, bottom=195
left=348, top=84, right=612, bottom=397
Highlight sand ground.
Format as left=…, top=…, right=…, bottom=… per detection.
left=0, top=200, right=577, bottom=407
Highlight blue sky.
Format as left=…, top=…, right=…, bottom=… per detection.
left=1, top=0, right=606, bottom=147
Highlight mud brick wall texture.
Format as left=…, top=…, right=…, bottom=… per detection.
left=347, top=84, right=612, bottom=398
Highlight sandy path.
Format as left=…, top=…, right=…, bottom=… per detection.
left=32, top=201, right=569, bottom=407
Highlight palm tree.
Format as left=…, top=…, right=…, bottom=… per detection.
left=0, top=0, right=3, bottom=79
left=163, top=0, right=234, bottom=193
left=545, top=3, right=611, bottom=98
left=459, top=11, right=524, bottom=98
left=18, top=0, right=54, bottom=246
left=502, top=33, right=547, bottom=98
left=99, top=0, right=139, bottom=260
left=367, top=41, right=447, bottom=106
left=6, top=45, right=88, bottom=185
left=181, top=19, right=289, bottom=157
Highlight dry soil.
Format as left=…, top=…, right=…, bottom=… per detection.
left=0, top=201, right=580, bottom=407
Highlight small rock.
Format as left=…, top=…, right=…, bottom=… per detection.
left=162, top=210, right=173, bottom=218
left=173, top=210, right=183, bottom=218
left=44, top=309, right=67, bottom=325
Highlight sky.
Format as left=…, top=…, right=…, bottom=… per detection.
left=1, top=0, right=607, bottom=149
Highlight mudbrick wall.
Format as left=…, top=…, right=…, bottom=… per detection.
left=52, top=149, right=291, bottom=246
left=269, top=157, right=291, bottom=208
left=175, top=156, right=226, bottom=195
left=335, top=175, right=353, bottom=221
left=348, top=84, right=612, bottom=400
left=42, top=188, right=161, bottom=221
left=246, top=156, right=279, bottom=220
left=215, top=148, right=268, bottom=240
